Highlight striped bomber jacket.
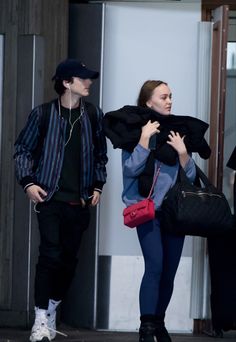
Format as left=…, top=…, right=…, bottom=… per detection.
left=14, top=99, right=108, bottom=201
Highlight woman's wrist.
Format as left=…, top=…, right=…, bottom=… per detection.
left=139, top=135, right=151, bottom=149
left=179, top=152, right=190, bottom=168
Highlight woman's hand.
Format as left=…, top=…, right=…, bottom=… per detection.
left=139, top=120, right=160, bottom=149
left=167, top=131, right=186, bottom=154
left=167, top=131, right=190, bottom=167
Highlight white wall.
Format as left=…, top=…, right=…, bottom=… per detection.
left=99, top=2, right=201, bottom=256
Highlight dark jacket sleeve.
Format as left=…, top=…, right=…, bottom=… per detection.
left=13, top=105, right=42, bottom=190
left=93, top=106, right=108, bottom=191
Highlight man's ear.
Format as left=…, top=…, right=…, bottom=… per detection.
left=63, top=80, right=71, bottom=89
left=146, top=101, right=152, bottom=108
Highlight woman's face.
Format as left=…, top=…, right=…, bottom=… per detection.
left=146, top=83, right=172, bottom=115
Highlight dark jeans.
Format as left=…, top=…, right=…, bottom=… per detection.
left=35, top=200, right=90, bottom=309
left=137, top=218, right=185, bottom=317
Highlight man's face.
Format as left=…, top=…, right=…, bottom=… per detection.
left=70, top=77, right=93, bottom=97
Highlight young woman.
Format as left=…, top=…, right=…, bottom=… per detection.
left=122, top=80, right=196, bottom=342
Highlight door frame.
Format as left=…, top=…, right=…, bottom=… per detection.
left=193, top=2, right=230, bottom=335
left=208, top=6, right=229, bottom=189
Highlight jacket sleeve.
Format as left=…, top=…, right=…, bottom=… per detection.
left=183, top=156, right=196, bottom=183
left=122, top=144, right=151, bottom=177
left=13, top=105, right=41, bottom=190
left=93, top=107, right=108, bottom=191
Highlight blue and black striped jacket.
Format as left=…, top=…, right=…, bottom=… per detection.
left=14, top=99, right=108, bottom=201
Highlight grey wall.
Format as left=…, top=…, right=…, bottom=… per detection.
left=69, top=3, right=103, bottom=106
left=0, top=0, right=69, bottom=327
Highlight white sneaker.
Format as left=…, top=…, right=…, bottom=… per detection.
left=29, top=310, right=51, bottom=342
left=47, top=311, right=56, bottom=340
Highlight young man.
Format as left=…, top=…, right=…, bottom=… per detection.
left=14, top=59, right=108, bottom=342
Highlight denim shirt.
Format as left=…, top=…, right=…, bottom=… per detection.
left=122, top=144, right=196, bottom=210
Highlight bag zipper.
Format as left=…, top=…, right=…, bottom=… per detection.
left=181, top=191, right=222, bottom=198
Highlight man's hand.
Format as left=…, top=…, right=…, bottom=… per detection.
left=26, top=185, right=47, bottom=203
left=90, top=190, right=101, bottom=206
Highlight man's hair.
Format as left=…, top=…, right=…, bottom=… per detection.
left=54, top=77, right=73, bottom=95
left=137, top=80, right=167, bottom=107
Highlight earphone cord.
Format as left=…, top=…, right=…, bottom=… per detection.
left=58, top=95, right=84, bottom=147
left=68, top=87, right=72, bottom=126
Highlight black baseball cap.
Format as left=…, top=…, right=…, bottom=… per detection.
left=52, top=59, right=99, bottom=80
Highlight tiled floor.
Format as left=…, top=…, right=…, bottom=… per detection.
left=0, top=325, right=236, bottom=342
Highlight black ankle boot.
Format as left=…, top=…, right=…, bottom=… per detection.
left=155, top=320, right=172, bottom=342
left=139, top=322, right=157, bottom=342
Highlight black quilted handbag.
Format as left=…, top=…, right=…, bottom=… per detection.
left=161, top=165, right=234, bottom=237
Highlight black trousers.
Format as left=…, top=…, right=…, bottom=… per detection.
left=35, top=201, right=90, bottom=309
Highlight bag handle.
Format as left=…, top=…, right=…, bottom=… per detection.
left=147, top=164, right=161, bottom=199
left=194, top=164, right=213, bottom=187
left=179, top=164, right=215, bottom=190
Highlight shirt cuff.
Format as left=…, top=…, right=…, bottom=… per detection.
left=93, top=181, right=105, bottom=193
left=20, top=176, right=35, bottom=191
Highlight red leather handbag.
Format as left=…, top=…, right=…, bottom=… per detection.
left=123, top=198, right=155, bottom=228
left=123, top=166, right=161, bottom=228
